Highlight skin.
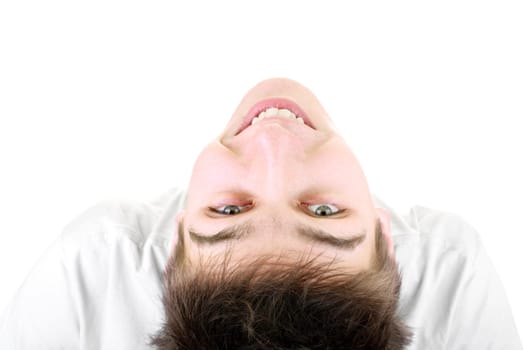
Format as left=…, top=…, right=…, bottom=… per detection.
left=175, top=77, right=394, bottom=272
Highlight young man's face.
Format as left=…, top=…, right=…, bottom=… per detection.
left=176, top=78, right=394, bottom=271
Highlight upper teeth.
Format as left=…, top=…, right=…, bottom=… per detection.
left=251, top=107, right=305, bottom=125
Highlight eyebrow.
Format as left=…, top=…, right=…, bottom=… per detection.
left=188, top=221, right=366, bottom=250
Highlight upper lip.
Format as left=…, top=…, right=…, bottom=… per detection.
left=235, top=98, right=316, bottom=136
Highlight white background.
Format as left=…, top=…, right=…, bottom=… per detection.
left=1, top=0, right=524, bottom=344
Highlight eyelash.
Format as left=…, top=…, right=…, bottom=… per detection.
left=210, top=203, right=343, bottom=217
left=305, top=203, right=342, bottom=217
left=210, top=204, right=252, bottom=216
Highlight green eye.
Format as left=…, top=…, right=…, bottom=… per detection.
left=307, top=204, right=340, bottom=217
left=212, top=205, right=249, bottom=215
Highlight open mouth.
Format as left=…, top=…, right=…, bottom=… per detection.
left=235, top=98, right=316, bottom=136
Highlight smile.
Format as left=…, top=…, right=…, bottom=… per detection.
left=235, top=98, right=316, bottom=135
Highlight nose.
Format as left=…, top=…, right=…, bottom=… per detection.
left=241, top=123, right=306, bottom=193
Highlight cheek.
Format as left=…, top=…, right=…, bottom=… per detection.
left=188, top=150, right=242, bottom=197
left=193, top=157, right=230, bottom=181
left=310, top=149, right=363, bottom=183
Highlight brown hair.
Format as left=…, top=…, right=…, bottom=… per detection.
left=150, top=219, right=413, bottom=349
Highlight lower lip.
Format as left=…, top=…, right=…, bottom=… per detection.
left=235, top=98, right=314, bottom=135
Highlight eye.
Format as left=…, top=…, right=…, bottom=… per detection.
left=306, top=203, right=341, bottom=217
left=210, top=204, right=251, bottom=215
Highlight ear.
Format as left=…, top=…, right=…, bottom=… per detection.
left=375, top=207, right=395, bottom=259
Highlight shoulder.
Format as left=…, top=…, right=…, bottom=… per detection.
left=60, top=199, right=153, bottom=245
left=373, top=192, right=484, bottom=267
left=398, top=206, right=523, bottom=349
left=394, top=205, right=486, bottom=313
left=372, top=194, right=482, bottom=257
left=406, top=205, right=483, bottom=261
left=393, top=205, right=486, bottom=303
left=374, top=199, right=523, bottom=348
left=0, top=187, right=187, bottom=347
left=372, top=194, right=484, bottom=272
left=58, top=187, right=187, bottom=264
left=392, top=206, right=483, bottom=346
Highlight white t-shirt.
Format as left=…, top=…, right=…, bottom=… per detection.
left=0, top=187, right=523, bottom=349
